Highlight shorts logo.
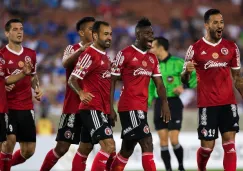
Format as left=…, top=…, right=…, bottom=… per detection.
left=90, top=129, right=95, bottom=137
left=64, top=130, right=72, bottom=139
left=105, top=127, right=112, bottom=136
left=123, top=126, right=132, bottom=135
left=31, top=110, right=35, bottom=120
left=231, top=104, right=237, bottom=117
left=101, top=113, right=108, bottom=123
left=201, top=108, right=207, bottom=126
left=201, top=128, right=208, bottom=137
left=143, top=125, right=150, bottom=134
left=138, top=110, right=145, bottom=119
left=67, top=114, right=75, bottom=128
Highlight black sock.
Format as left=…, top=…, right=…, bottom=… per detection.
left=173, top=144, right=184, bottom=170
left=161, top=146, right=172, bottom=170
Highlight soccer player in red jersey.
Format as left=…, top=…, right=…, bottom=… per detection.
left=0, top=19, right=43, bottom=171
left=109, top=18, right=171, bottom=171
left=0, top=57, right=33, bottom=152
left=40, top=17, right=96, bottom=171
left=68, top=21, right=115, bottom=171
left=181, top=9, right=243, bottom=171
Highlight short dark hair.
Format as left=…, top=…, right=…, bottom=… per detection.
left=135, top=17, right=152, bottom=30
left=204, top=9, right=221, bottom=23
left=92, top=21, right=110, bottom=34
left=154, top=37, right=169, bottom=51
left=76, top=17, right=95, bottom=32
left=5, top=18, right=23, bottom=31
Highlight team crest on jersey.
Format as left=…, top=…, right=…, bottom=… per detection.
left=142, top=60, right=147, bottom=67
left=0, top=58, right=5, bottom=64
left=221, top=48, right=228, bottom=55
left=167, top=76, right=174, bottom=83
left=18, top=61, right=24, bottom=68
left=212, top=52, right=219, bottom=59
left=105, top=127, right=112, bottom=135
left=149, top=56, right=154, bottom=63
left=143, top=125, right=150, bottom=134
left=25, top=56, right=31, bottom=62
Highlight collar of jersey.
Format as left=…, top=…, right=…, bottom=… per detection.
left=6, top=44, right=24, bottom=56
left=202, top=37, right=222, bottom=47
left=90, top=45, right=106, bottom=55
left=159, top=53, right=171, bottom=63
left=131, top=45, right=147, bottom=55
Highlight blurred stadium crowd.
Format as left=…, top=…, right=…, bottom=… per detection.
left=1, top=0, right=243, bottom=133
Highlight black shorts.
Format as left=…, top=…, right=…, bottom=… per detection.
left=198, top=104, right=240, bottom=141
left=119, top=110, right=151, bottom=140
left=79, top=110, right=113, bottom=144
left=154, top=97, right=183, bottom=131
left=7, top=110, right=36, bottom=142
left=0, top=113, right=7, bottom=142
left=56, top=113, right=82, bottom=144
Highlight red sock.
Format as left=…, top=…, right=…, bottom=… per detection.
left=142, top=152, right=156, bottom=171
left=91, top=150, right=110, bottom=171
left=0, top=152, right=12, bottom=171
left=110, top=153, right=128, bottom=171
left=72, top=151, right=87, bottom=171
left=12, top=149, right=26, bottom=166
left=197, top=147, right=212, bottom=171
left=106, top=151, right=116, bottom=171
left=223, top=141, right=237, bottom=171
left=40, top=149, right=60, bottom=171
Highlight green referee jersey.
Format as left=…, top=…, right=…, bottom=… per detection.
left=148, top=54, right=197, bottom=106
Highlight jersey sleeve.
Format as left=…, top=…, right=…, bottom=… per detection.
left=230, top=43, right=241, bottom=70
left=152, top=57, right=162, bottom=77
left=111, top=51, right=125, bottom=76
left=71, top=53, right=95, bottom=80
left=62, top=45, right=75, bottom=62
left=183, top=45, right=195, bottom=71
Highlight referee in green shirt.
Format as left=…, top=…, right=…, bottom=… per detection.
left=149, top=37, right=197, bottom=171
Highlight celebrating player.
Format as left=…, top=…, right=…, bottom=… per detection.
left=110, top=18, right=171, bottom=171
left=68, top=21, right=115, bottom=171
left=181, top=9, right=242, bottom=171
left=0, top=18, right=43, bottom=171
left=40, top=17, right=96, bottom=171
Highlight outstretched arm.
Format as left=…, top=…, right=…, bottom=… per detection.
left=232, top=69, right=243, bottom=98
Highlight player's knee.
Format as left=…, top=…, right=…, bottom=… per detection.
left=54, top=146, right=69, bottom=157
left=120, top=148, right=134, bottom=158
left=21, top=148, right=35, bottom=159
left=140, top=136, right=153, bottom=152
left=160, top=138, right=168, bottom=146
left=78, top=143, right=93, bottom=156
left=104, top=139, right=115, bottom=154
left=170, top=137, right=179, bottom=146
left=54, top=142, right=70, bottom=157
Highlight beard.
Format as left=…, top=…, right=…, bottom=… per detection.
left=209, top=28, right=221, bottom=41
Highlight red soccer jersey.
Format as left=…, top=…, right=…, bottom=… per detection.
left=0, top=45, right=36, bottom=110
left=111, top=45, right=161, bottom=112
left=0, top=57, right=7, bottom=113
left=62, top=43, right=82, bottom=114
left=71, top=45, right=111, bottom=113
left=184, top=37, right=241, bottom=107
